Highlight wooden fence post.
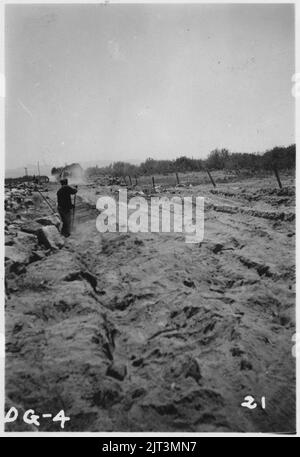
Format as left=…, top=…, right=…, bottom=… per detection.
left=175, top=172, right=180, bottom=185
left=206, top=168, right=216, bottom=188
left=273, top=165, right=282, bottom=189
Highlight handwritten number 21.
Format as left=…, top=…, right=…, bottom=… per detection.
left=241, top=396, right=266, bottom=410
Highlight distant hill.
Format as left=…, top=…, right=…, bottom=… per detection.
left=5, top=158, right=141, bottom=179
left=80, top=159, right=141, bottom=168
left=5, top=164, right=52, bottom=179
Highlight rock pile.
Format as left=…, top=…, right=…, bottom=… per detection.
left=5, top=184, right=64, bottom=294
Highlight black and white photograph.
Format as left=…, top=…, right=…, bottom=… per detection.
left=2, top=1, right=297, bottom=436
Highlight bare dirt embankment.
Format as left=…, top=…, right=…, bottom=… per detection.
left=5, top=175, right=295, bottom=432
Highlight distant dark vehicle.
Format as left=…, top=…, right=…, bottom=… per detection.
left=37, top=175, right=50, bottom=184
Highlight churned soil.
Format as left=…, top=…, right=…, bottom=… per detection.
left=5, top=175, right=295, bottom=432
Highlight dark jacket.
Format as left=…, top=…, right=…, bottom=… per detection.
left=57, top=185, right=77, bottom=212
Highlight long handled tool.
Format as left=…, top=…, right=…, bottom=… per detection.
left=36, top=189, right=57, bottom=213
left=25, top=184, right=57, bottom=214
left=72, top=193, right=77, bottom=228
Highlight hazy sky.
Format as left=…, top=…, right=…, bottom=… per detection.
left=5, top=3, right=295, bottom=170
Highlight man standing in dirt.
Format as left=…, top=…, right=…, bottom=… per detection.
left=57, top=178, right=78, bottom=237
